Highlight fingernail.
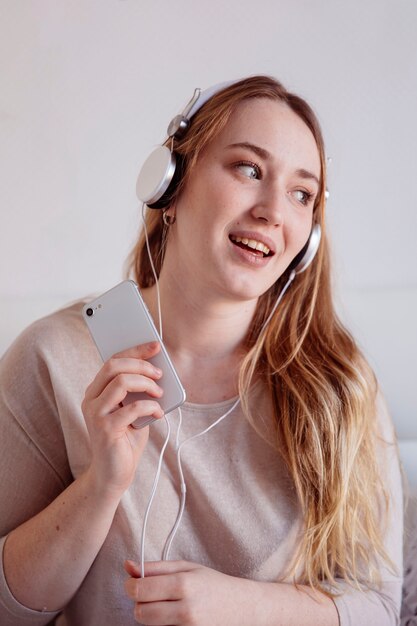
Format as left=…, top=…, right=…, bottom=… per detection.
left=154, top=367, right=163, bottom=376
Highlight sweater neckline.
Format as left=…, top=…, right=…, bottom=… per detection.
left=179, top=379, right=262, bottom=413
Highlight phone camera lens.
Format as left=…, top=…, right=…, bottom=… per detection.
left=86, top=307, right=94, bottom=317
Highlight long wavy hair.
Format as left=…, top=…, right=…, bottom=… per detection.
left=126, top=76, right=394, bottom=593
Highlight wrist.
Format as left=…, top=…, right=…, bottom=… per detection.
left=252, top=580, right=339, bottom=626
left=82, top=466, right=126, bottom=508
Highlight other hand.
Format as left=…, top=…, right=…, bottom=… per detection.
left=124, top=559, right=261, bottom=626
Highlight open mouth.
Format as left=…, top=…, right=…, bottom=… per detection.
left=229, top=235, right=273, bottom=257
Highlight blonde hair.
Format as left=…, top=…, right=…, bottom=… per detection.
left=126, top=76, right=394, bottom=593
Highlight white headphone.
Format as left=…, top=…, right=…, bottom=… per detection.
left=136, top=80, right=323, bottom=272
left=136, top=81, right=238, bottom=206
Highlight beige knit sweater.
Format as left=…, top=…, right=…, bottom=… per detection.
left=0, top=302, right=403, bottom=625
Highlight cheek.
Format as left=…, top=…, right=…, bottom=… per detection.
left=274, top=222, right=312, bottom=274
left=290, top=213, right=314, bottom=253
left=297, top=228, right=313, bottom=256
left=176, top=205, right=216, bottom=254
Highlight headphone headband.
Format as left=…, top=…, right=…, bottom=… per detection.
left=167, top=80, right=238, bottom=139
left=136, top=80, right=239, bottom=205
left=185, top=81, right=237, bottom=123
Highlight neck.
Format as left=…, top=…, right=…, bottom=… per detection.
left=141, top=272, right=258, bottom=403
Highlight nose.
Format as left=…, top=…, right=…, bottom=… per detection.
left=250, top=182, right=284, bottom=227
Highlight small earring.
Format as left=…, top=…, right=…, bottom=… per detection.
left=162, top=210, right=176, bottom=226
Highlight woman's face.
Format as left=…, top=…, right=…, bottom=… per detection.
left=165, top=97, right=322, bottom=302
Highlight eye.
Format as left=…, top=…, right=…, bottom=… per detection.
left=292, top=189, right=314, bottom=206
left=235, top=161, right=261, bottom=180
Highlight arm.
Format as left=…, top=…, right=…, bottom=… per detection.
left=3, top=469, right=122, bottom=612
left=0, top=326, right=164, bottom=620
left=123, top=393, right=402, bottom=626
left=124, top=559, right=339, bottom=626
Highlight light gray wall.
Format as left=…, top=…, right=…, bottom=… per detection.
left=1, top=0, right=416, bottom=475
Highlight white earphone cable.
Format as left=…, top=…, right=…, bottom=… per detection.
left=161, top=270, right=296, bottom=560
left=138, top=202, right=297, bottom=570
left=162, top=397, right=240, bottom=560
left=139, top=415, right=171, bottom=578
left=139, top=202, right=169, bottom=577
left=141, top=203, right=163, bottom=340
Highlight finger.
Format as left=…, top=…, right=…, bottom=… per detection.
left=124, top=561, right=198, bottom=603
left=125, top=573, right=182, bottom=603
left=113, top=341, right=161, bottom=360
left=124, top=560, right=199, bottom=579
left=102, top=399, right=164, bottom=431
left=125, top=560, right=141, bottom=578
left=141, top=560, right=199, bottom=577
left=86, top=356, right=163, bottom=400
left=134, top=600, right=182, bottom=626
left=96, top=374, right=164, bottom=415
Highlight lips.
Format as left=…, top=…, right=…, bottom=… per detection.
left=229, top=232, right=275, bottom=257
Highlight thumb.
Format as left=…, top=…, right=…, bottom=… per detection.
left=124, top=559, right=141, bottom=578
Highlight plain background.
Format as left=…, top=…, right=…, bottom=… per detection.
left=1, top=0, right=416, bottom=478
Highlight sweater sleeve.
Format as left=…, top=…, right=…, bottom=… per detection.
left=331, top=392, right=404, bottom=626
left=0, top=318, right=74, bottom=625
left=0, top=537, right=61, bottom=625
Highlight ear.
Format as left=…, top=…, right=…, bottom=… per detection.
left=162, top=201, right=177, bottom=226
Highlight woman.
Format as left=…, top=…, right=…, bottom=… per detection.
left=0, top=76, right=403, bottom=625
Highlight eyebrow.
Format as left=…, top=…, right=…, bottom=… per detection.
left=227, top=141, right=270, bottom=160
left=295, top=168, right=320, bottom=187
left=226, top=141, right=320, bottom=187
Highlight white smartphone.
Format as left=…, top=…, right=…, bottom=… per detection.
left=82, top=280, right=186, bottom=429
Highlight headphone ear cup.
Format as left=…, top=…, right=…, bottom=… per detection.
left=146, top=152, right=186, bottom=210
left=136, top=146, right=176, bottom=205
left=138, top=82, right=239, bottom=208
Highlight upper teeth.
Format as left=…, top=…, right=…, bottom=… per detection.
left=231, top=235, right=270, bottom=256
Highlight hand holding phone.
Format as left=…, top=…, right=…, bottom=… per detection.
left=83, top=280, right=186, bottom=429
left=81, top=340, right=165, bottom=496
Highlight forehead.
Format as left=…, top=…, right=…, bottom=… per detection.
left=206, top=97, right=321, bottom=178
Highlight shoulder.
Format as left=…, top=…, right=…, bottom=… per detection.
left=1, top=298, right=99, bottom=374
left=0, top=298, right=102, bottom=419
left=4, top=298, right=92, bottom=352
left=374, top=388, right=397, bottom=439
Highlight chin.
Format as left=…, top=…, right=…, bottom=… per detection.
left=221, top=279, right=272, bottom=303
